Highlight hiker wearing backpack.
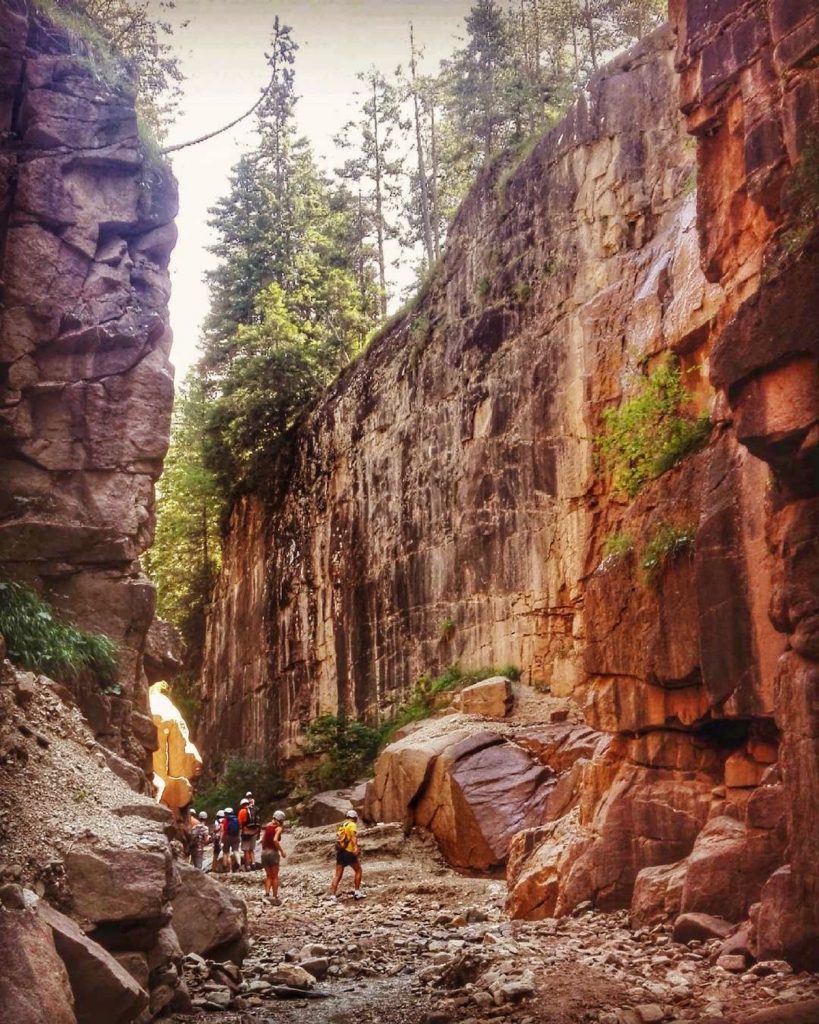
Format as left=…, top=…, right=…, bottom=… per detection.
left=329, top=809, right=364, bottom=900
left=238, top=794, right=261, bottom=871
left=221, top=806, right=241, bottom=871
left=190, top=811, right=209, bottom=871
left=261, top=810, right=287, bottom=905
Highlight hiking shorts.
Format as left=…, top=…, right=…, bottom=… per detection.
left=241, top=834, right=257, bottom=853
left=223, top=835, right=240, bottom=854
left=336, top=848, right=359, bottom=868
left=261, top=850, right=280, bottom=867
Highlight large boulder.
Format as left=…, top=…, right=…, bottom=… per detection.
left=302, top=789, right=355, bottom=827
left=630, top=859, right=687, bottom=928
left=170, top=861, right=247, bottom=963
left=37, top=901, right=148, bottom=1024
left=680, top=815, right=784, bottom=922
left=0, top=907, right=77, bottom=1024
left=451, top=676, right=513, bottom=718
left=64, top=842, right=175, bottom=928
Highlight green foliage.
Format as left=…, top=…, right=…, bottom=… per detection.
left=439, top=617, right=456, bottom=641
left=781, top=134, right=819, bottom=257
left=195, top=757, right=290, bottom=820
left=0, top=579, right=118, bottom=685
left=300, top=663, right=522, bottom=791
left=596, top=360, right=711, bottom=498
left=641, top=523, right=696, bottom=585
left=512, top=279, right=531, bottom=303
left=33, top=0, right=183, bottom=141
left=477, top=275, right=491, bottom=300
left=301, top=714, right=384, bottom=791
left=602, top=531, right=635, bottom=560
left=145, top=376, right=222, bottom=659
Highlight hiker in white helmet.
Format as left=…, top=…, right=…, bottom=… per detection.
left=260, top=810, right=287, bottom=904
left=329, top=810, right=365, bottom=900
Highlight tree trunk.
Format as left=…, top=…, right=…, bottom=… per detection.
left=372, top=77, right=388, bottom=318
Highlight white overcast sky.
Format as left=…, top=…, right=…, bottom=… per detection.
left=158, top=0, right=473, bottom=384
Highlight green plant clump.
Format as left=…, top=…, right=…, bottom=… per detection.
left=512, top=280, right=531, bottom=303
left=0, top=578, right=118, bottom=684
left=602, top=531, right=635, bottom=560
left=597, top=360, right=710, bottom=498
left=301, top=663, right=522, bottom=791
left=476, top=275, right=491, bottom=300
left=641, top=523, right=696, bottom=584
left=195, top=756, right=290, bottom=820
left=439, top=616, right=456, bottom=641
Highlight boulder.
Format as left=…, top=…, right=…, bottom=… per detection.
left=743, top=1003, right=819, bottom=1024
left=680, top=815, right=784, bottom=922
left=64, top=842, right=174, bottom=926
left=451, top=676, right=513, bottom=718
left=301, top=789, right=354, bottom=827
left=630, top=859, right=687, bottom=928
left=266, top=963, right=315, bottom=990
left=37, top=901, right=148, bottom=1024
left=143, top=618, right=184, bottom=685
left=672, top=912, right=734, bottom=944
left=170, top=861, right=247, bottom=963
left=0, top=907, right=77, bottom=1024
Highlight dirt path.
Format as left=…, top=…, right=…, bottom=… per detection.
left=172, top=824, right=819, bottom=1024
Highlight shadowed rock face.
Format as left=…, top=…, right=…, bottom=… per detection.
left=0, top=3, right=177, bottom=772
left=201, top=7, right=817, bottom=966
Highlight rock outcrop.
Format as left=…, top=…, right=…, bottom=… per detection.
left=0, top=1, right=177, bottom=773
left=201, top=4, right=818, bottom=971
left=149, top=683, right=202, bottom=812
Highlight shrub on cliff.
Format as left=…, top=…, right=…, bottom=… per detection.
left=596, top=360, right=710, bottom=498
left=0, top=579, right=118, bottom=685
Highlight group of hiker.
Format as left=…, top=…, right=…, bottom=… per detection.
left=184, top=793, right=364, bottom=905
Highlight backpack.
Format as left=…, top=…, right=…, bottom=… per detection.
left=225, top=812, right=240, bottom=837
left=336, top=821, right=355, bottom=852
left=246, top=805, right=259, bottom=829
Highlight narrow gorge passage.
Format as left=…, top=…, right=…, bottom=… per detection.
left=1, top=1, right=818, bottom=1024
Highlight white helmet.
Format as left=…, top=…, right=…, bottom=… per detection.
left=225, top=807, right=233, bottom=814
left=273, top=810, right=286, bottom=822
left=216, top=809, right=225, bottom=819
left=346, top=810, right=358, bottom=820
left=198, top=811, right=208, bottom=820
left=245, top=791, right=253, bottom=798
left=239, top=798, right=249, bottom=807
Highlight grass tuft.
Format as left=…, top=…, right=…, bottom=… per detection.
left=641, top=523, right=696, bottom=585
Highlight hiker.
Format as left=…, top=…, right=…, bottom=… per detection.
left=329, top=809, right=365, bottom=900
left=238, top=794, right=260, bottom=871
left=221, top=806, right=241, bottom=872
left=260, top=810, right=287, bottom=904
left=190, top=811, right=209, bottom=870
left=211, top=810, right=224, bottom=870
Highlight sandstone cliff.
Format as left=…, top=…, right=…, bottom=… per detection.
left=201, top=2, right=818, bottom=971
left=0, top=1, right=177, bottom=774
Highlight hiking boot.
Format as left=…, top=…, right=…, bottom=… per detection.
left=353, top=890, right=366, bottom=900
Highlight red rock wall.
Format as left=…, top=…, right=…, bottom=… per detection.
left=200, top=26, right=710, bottom=766
left=201, top=7, right=817, bottom=966
left=0, top=2, right=178, bottom=771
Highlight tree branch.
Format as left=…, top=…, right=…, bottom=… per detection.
left=160, top=76, right=275, bottom=155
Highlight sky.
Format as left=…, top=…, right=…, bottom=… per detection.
left=159, top=0, right=473, bottom=385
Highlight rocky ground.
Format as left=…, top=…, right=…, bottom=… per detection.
left=169, top=824, right=819, bottom=1024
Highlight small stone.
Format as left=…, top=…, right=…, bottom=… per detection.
left=635, top=1005, right=665, bottom=1023
left=716, top=954, right=747, bottom=973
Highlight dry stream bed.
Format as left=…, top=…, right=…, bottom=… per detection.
left=172, top=826, right=819, bottom=1024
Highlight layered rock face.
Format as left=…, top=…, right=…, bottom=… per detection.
left=0, top=2, right=177, bottom=771
left=202, top=26, right=708, bottom=763
left=201, top=7, right=817, bottom=968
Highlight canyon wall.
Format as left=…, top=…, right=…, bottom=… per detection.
left=201, top=3, right=817, bottom=966
left=0, top=1, right=177, bottom=772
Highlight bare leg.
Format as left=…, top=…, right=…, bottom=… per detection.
left=270, top=865, right=280, bottom=899
left=329, top=864, right=344, bottom=894
left=353, top=862, right=362, bottom=889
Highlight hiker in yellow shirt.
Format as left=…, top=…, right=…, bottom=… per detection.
left=329, top=809, right=364, bottom=900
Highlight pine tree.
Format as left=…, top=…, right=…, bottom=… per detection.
left=336, top=68, right=407, bottom=317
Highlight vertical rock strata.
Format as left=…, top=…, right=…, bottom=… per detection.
left=200, top=8, right=818, bottom=964
left=0, top=2, right=177, bottom=771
